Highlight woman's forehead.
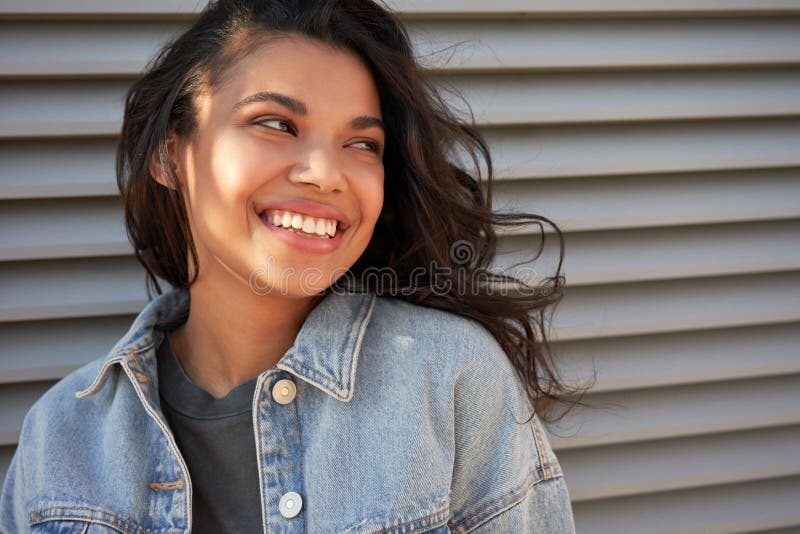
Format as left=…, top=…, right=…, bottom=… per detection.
left=211, top=36, right=376, bottom=95
left=204, top=36, right=382, bottom=118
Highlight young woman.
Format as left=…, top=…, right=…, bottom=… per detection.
left=1, top=0, right=586, bottom=532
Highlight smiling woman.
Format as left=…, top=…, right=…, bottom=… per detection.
left=1, top=1, right=584, bottom=533
left=148, top=37, right=388, bottom=397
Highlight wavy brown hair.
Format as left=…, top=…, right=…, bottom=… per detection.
left=117, top=0, right=593, bottom=426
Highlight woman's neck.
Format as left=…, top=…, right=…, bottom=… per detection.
left=167, top=269, right=317, bottom=399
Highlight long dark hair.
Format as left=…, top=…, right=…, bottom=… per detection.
left=117, top=0, right=593, bottom=426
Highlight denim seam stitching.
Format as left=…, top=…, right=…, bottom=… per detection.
left=30, top=515, right=184, bottom=534
left=345, top=505, right=450, bottom=534
left=341, top=494, right=449, bottom=534
left=373, top=503, right=450, bottom=534
left=530, top=414, right=546, bottom=480
left=290, top=360, right=344, bottom=391
left=30, top=516, right=129, bottom=533
left=345, top=293, right=376, bottom=400
left=450, top=464, right=564, bottom=533
left=119, top=359, right=193, bottom=531
left=28, top=504, right=183, bottom=534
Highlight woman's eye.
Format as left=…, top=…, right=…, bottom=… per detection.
left=352, top=140, right=382, bottom=154
left=255, top=117, right=294, bottom=134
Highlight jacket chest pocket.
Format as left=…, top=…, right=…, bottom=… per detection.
left=31, top=519, right=124, bottom=534
left=30, top=520, right=125, bottom=533
left=28, top=504, right=144, bottom=534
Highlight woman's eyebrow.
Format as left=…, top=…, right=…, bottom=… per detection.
left=232, top=90, right=384, bottom=133
left=349, top=115, right=385, bottom=134
left=233, top=90, right=306, bottom=115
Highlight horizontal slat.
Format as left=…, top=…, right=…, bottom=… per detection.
left=444, top=69, right=800, bottom=125
left=482, top=119, right=800, bottom=179
left=555, top=271, right=800, bottom=341
left=0, top=80, right=128, bottom=137
left=553, top=322, right=800, bottom=393
left=0, top=1, right=207, bottom=18
left=0, top=139, right=118, bottom=199
left=496, top=220, right=800, bottom=286
left=572, top=475, right=800, bottom=534
left=0, top=256, right=148, bottom=322
left=4, top=69, right=800, bottom=132
left=550, top=374, right=800, bottom=449
left=2, top=122, right=798, bottom=201
left=560, top=425, right=800, bottom=501
left=411, top=18, right=800, bottom=71
left=0, top=381, right=55, bottom=446
left=2, top=18, right=800, bottom=77
left=0, top=197, right=130, bottom=261
left=493, top=167, right=800, bottom=234
left=2, top=1, right=800, bottom=18
left=400, top=0, right=800, bottom=17
left=0, top=21, right=178, bottom=77
left=0, top=315, right=134, bottom=384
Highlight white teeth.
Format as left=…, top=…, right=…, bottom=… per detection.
left=291, top=214, right=303, bottom=229
left=264, top=209, right=339, bottom=238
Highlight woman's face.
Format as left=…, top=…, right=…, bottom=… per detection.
left=168, top=35, right=385, bottom=297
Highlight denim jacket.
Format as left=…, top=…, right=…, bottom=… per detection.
left=1, top=286, right=576, bottom=533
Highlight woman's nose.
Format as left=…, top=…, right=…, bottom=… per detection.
left=288, top=147, right=347, bottom=193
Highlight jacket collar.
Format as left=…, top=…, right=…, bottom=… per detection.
left=75, top=285, right=377, bottom=403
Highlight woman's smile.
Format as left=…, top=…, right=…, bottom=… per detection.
left=256, top=204, right=348, bottom=255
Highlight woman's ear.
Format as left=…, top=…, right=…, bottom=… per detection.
left=148, top=133, right=181, bottom=190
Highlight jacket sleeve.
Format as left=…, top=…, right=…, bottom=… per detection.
left=1, top=444, right=30, bottom=533
left=447, top=332, right=576, bottom=533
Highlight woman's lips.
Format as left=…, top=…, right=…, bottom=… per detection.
left=255, top=199, right=351, bottom=231
left=258, top=210, right=346, bottom=254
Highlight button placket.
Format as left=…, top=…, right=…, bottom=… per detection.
left=255, top=373, right=306, bottom=530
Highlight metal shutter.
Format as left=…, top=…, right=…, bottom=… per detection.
left=1, top=1, right=799, bottom=531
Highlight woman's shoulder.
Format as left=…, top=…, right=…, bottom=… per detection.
left=362, top=295, right=522, bottom=407
left=18, top=355, right=111, bottom=437
left=368, top=294, right=512, bottom=371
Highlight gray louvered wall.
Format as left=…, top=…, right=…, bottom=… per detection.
left=1, top=1, right=800, bottom=532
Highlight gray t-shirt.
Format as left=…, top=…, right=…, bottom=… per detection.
left=156, top=332, right=262, bottom=533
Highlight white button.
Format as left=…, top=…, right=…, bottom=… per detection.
left=272, top=378, right=297, bottom=404
left=279, top=491, right=303, bottom=518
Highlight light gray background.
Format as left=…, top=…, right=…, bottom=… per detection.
left=1, top=1, right=799, bottom=532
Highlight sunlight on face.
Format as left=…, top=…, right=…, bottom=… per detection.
left=173, top=35, right=385, bottom=297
